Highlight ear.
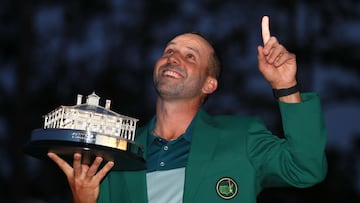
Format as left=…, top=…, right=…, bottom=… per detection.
left=202, top=77, right=218, bottom=94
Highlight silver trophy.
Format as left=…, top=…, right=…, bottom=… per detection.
left=25, top=92, right=146, bottom=171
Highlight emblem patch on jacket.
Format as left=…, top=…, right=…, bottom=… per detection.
left=215, top=177, right=238, bottom=200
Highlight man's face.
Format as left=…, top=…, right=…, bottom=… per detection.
left=153, top=33, right=214, bottom=101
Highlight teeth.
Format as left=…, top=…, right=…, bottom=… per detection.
left=163, top=70, right=181, bottom=78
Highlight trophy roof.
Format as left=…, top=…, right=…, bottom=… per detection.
left=44, top=92, right=138, bottom=121
left=72, top=104, right=119, bottom=116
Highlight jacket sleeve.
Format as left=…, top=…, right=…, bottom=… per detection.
left=247, top=93, right=327, bottom=188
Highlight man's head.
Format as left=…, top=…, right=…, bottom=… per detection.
left=153, top=33, right=221, bottom=105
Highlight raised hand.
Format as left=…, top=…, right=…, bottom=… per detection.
left=257, top=16, right=297, bottom=90
left=48, top=152, right=114, bottom=203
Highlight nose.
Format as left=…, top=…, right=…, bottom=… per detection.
left=167, top=51, right=180, bottom=65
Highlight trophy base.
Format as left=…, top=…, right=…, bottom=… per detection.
left=24, top=129, right=146, bottom=171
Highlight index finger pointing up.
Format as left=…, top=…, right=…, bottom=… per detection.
left=261, top=16, right=270, bottom=45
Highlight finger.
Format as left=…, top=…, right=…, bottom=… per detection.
left=85, top=156, right=104, bottom=178
left=73, top=153, right=83, bottom=177
left=262, top=36, right=279, bottom=56
left=48, top=152, right=73, bottom=177
left=274, top=52, right=295, bottom=67
left=267, top=44, right=284, bottom=64
left=261, top=16, right=270, bottom=45
left=93, top=161, right=114, bottom=183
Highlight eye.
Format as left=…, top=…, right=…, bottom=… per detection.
left=186, top=53, right=196, bottom=61
left=164, top=49, right=174, bottom=56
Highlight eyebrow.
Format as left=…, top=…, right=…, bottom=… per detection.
left=167, top=41, right=201, bottom=57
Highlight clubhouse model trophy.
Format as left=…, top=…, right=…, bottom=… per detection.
left=25, top=92, right=146, bottom=171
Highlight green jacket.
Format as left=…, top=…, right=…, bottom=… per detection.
left=98, top=93, right=327, bottom=203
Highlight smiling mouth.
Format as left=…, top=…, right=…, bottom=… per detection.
left=162, top=69, right=183, bottom=79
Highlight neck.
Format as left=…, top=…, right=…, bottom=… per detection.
left=153, top=98, right=200, bottom=140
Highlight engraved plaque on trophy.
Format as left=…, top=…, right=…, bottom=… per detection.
left=24, top=92, right=146, bottom=171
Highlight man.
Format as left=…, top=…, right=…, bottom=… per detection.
left=48, top=16, right=327, bottom=203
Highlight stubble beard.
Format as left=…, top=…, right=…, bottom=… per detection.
left=154, top=76, right=205, bottom=101
left=154, top=78, right=185, bottom=99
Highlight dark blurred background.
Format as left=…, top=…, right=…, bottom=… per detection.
left=1, top=0, right=360, bottom=202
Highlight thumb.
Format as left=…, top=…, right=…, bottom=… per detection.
left=257, top=45, right=272, bottom=76
left=257, top=45, right=266, bottom=63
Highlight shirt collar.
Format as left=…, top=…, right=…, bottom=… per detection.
left=147, top=111, right=199, bottom=145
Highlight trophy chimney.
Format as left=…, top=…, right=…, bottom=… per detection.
left=105, top=100, right=111, bottom=109
left=76, top=94, right=83, bottom=105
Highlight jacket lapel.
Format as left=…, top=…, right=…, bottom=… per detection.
left=122, top=126, right=148, bottom=202
left=183, top=110, right=220, bottom=203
